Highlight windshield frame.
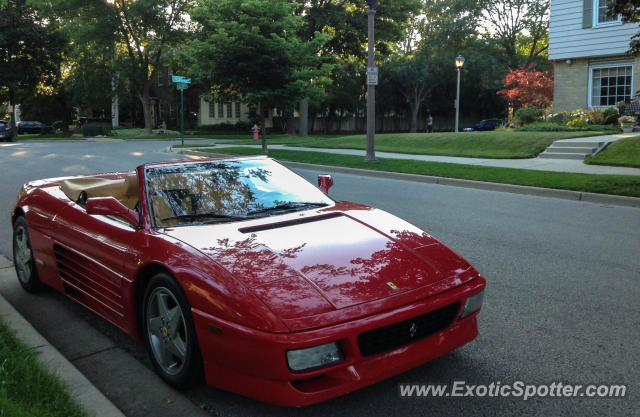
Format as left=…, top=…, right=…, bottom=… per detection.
left=142, top=157, right=335, bottom=229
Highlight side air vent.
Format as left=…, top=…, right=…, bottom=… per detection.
left=53, top=244, right=124, bottom=320
left=239, top=212, right=342, bottom=233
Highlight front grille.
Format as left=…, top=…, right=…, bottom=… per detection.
left=357, top=302, right=460, bottom=357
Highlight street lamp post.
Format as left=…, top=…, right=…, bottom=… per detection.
left=365, top=0, right=377, bottom=162
left=454, top=55, right=465, bottom=133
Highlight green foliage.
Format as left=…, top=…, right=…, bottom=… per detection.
left=185, top=0, right=332, bottom=149
left=197, top=122, right=253, bottom=132
left=81, top=123, right=111, bottom=137
left=587, top=107, right=619, bottom=125
left=515, top=122, right=620, bottom=132
left=548, top=111, right=570, bottom=125
left=514, top=106, right=544, bottom=125
left=0, top=320, right=87, bottom=417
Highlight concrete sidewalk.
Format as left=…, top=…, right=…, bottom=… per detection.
left=210, top=132, right=640, bottom=176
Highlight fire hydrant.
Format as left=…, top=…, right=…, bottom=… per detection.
left=251, top=124, right=260, bottom=141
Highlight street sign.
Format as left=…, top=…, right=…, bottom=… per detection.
left=366, top=66, right=378, bottom=86
left=176, top=82, right=189, bottom=90
left=171, top=75, right=191, bottom=84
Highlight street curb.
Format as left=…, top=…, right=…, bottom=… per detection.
left=0, top=258, right=125, bottom=417
left=174, top=149, right=640, bottom=209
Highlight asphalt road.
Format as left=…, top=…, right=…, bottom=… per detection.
left=0, top=140, right=638, bottom=417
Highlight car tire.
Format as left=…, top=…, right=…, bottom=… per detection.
left=142, top=272, right=203, bottom=387
left=12, top=216, right=44, bottom=292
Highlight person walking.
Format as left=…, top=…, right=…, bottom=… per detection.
left=426, top=114, right=433, bottom=133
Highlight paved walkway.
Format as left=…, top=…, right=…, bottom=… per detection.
left=210, top=133, right=640, bottom=176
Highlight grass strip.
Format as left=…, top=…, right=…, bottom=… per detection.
left=0, top=320, right=86, bottom=417
left=585, top=136, right=640, bottom=168
left=194, top=147, right=640, bottom=197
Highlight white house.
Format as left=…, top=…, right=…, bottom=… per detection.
left=550, top=0, right=640, bottom=111
left=198, top=98, right=274, bottom=128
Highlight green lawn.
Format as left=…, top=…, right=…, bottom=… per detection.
left=17, top=133, right=83, bottom=141
left=283, top=131, right=610, bottom=159
left=192, top=147, right=640, bottom=197
left=0, top=320, right=86, bottom=417
left=586, top=136, right=640, bottom=168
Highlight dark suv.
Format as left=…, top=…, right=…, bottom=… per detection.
left=463, top=118, right=509, bottom=132
left=17, top=121, right=53, bottom=134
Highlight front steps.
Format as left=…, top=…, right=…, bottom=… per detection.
left=539, top=141, right=605, bottom=160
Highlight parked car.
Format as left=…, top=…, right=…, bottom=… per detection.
left=0, top=121, right=11, bottom=141
left=11, top=156, right=486, bottom=406
left=17, top=121, right=53, bottom=134
left=462, top=118, right=509, bottom=131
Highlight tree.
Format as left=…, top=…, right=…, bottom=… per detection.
left=609, top=0, right=640, bottom=53
left=384, top=53, right=431, bottom=132
left=481, top=0, right=549, bottom=68
left=0, top=0, right=66, bottom=139
left=186, top=0, right=331, bottom=152
left=45, top=0, right=195, bottom=134
left=496, top=64, right=553, bottom=110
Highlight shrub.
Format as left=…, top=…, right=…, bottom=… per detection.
left=515, top=122, right=573, bottom=131
left=601, top=107, right=620, bottom=125
left=548, top=111, right=570, bottom=125
left=197, top=121, right=253, bottom=132
left=618, top=115, right=636, bottom=124
left=81, top=123, right=112, bottom=137
left=516, top=122, right=621, bottom=132
left=514, top=106, right=544, bottom=126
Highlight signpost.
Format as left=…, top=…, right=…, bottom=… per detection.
left=172, top=75, right=191, bottom=145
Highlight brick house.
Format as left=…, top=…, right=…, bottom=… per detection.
left=550, top=0, right=640, bottom=111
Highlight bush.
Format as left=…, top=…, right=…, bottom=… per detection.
left=587, top=107, right=620, bottom=125
left=601, top=107, right=620, bottom=125
left=197, top=121, right=253, bottom=132
left=81, top=123, right=112, bottom=137
left=515, top=122, right=574, bottom=131
left=514, top=107, right=544, bottom=126
left=516, top=122, right=621, bottom=132
left=548, top=111, right=570, bottom=125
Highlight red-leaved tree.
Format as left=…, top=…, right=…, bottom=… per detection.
left=497, top=64, right=554, bottom=109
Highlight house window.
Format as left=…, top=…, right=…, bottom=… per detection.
left=218, top=102, right=223, bottom=118
left=235, top=102, right=241, bottom=118
left=226, top=102, right=232, bottom=118
left=594, top=0, right=620, bottom=26
left=208, top=102, right=215, bottom=118
left=590, top=65, right=632, bottom=107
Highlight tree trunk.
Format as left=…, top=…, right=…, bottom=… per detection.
left=299, top=98, right=309, bottom=137
left=139, top=82, right=153, bottom=135
left=260, top=102, right=268, bottom=153
left=8, top=88, right=16, bottom=141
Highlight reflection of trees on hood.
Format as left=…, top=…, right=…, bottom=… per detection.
left=300, top=230, right=438, bottom=299
left=204, top=235, right=306, bottom=286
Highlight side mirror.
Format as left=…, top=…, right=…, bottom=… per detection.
left=86, top=197, right=139, bottom=227
left=317, top=174, right=334, bottom=194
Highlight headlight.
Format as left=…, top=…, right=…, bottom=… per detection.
left=460, top=290, right=484, bottom=318
left=286, top=342, right=344, bottom=372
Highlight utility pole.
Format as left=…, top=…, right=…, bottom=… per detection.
left=365, top=0, right=377, bottom=162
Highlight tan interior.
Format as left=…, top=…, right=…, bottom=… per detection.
left=60, top=175, right=139, bottom=210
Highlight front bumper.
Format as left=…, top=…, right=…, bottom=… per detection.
left=192, top=276, right=485, bottom=407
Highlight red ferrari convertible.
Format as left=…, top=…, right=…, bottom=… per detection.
left=11, top=156, right=485, bottom=406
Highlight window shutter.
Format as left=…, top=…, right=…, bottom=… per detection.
left=583, top=0, right=593, bottom=28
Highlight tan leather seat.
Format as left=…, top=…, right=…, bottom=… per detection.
left=60, top=174, right=139, bottom=210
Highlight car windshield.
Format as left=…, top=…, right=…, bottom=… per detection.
left=144, top=158, right=334, bottom=227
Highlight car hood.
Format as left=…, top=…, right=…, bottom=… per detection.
left=162, top=203, right=476, bottom=329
